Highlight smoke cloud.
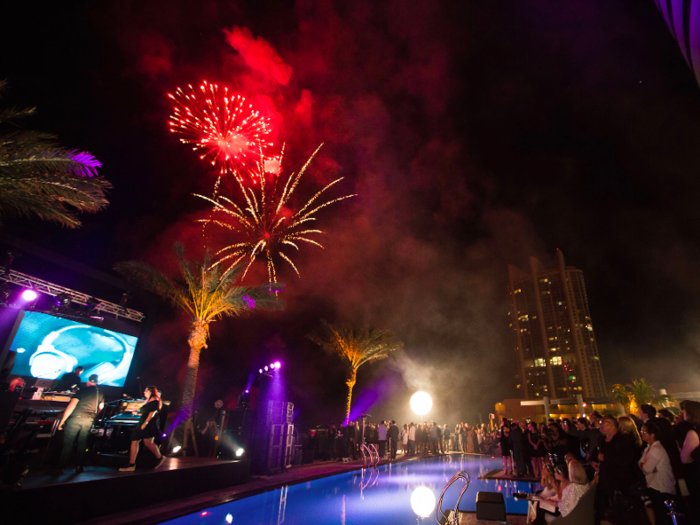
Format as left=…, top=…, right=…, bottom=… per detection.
left=223, top=26, right=293, bottom=87
left=13, top=0, right=698, bottom=427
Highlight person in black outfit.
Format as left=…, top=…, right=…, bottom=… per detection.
left=593, top=415, right=648, bottom=523
left=345, top=421, right=357, bottom=460
left=55, top=366, right=83, bottom=393
left=563, top=417, right=602, bottom=461
left=54, top=373, right=103, bottom=474
left=388, top=420, right=399, bottom=460
left=500, top=420, right=512, bottom=474
left=119, top=386, right=165, bottom=471
left=510, top=420, right=527, bottom=477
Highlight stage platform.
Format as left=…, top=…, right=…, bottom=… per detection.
left=1, top=457, right=251, bottom=525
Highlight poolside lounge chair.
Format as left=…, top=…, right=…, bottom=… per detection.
left=549, top=484, right=596, bottom=525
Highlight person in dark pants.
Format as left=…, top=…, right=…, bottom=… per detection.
left=510, top=419, right=527, bottom=477
left=54, top=374, right=104, bottom=474
left=345, top=421, right=357, bottom=460
left=377, top=420, right=387, bottom=458
left=388, top=420, right=399, bottom=460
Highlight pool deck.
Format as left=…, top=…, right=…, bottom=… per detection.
left=83, top=452, right=527, bottom=525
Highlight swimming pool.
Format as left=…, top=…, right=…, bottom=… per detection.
left=162, top=455, right=535, bottom=524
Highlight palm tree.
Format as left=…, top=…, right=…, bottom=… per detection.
left=0, top=81, right=111, bottom=228
left=115, top=243, right=283, bottom=450
left=627, top=378, right=657, bottom=411
left=611, top=384, right=630, bottom=415
left=308, top=320, right=403, bottom=421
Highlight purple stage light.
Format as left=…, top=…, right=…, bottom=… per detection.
left=22, top=289, right=38, bottom=301
left=274, top=361, right=281, bottom=369
left=245, top=389, right=249, bottom=393
left=264, top=366, right=269, bottom=372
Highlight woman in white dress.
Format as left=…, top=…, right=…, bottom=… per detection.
left=401, top=423, right=409, bottom=454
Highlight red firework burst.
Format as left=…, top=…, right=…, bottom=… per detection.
left=168, top=81, right=273, bottom=183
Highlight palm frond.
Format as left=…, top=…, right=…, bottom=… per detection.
left=0, top=106, right=36, bottom=124
left=118, top=243, right=283, bottom=325
left=0, top=87, right=109, bottom=228
left=308, top=320, right=403, bottom=372
left=113, top=260, right=192, bottom=314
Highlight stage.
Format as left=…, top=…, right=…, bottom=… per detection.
left=1, top=457, right=251, bottom=525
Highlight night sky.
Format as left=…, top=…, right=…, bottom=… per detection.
left=3, top=0, right=700, bottom=428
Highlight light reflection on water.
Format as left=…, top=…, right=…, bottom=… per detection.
left=162, top=455, right=534, bottom=525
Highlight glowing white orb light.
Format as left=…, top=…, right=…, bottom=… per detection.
left=410, top=391, right=433, bottom=416
left=411, top=486, right=436, bottom=518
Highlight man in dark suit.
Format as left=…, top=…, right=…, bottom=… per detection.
left=387, top=420, right=399, bottom=460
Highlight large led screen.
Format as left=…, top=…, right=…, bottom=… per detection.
left=9, top=311, right=138, bottom=387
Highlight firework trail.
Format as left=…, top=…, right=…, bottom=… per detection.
left=194, top=145, right=355, bottom=283
left=168, top=81, right=273, bottom=186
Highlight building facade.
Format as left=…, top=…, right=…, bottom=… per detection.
left=508, top=250, right=606, bottom=399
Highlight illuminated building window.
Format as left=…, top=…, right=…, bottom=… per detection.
left=534, top=358, right=546, bottom=367
left=550, top=356, right=562, bottom=365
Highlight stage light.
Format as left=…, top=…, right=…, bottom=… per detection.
left=162, top=433, right=166, bottom=438
left=264, top=366, right=269, bottom=372
left=274, top=361, right=281, bottom=369
left=410, top=486, right=436, bottom=518
left=226, top=514, right=233, bottom=524
left=172, top=445, right=182, bottom=454
left=0, top=282, right=10, bottom=303
left=55, top=293, right=72, bottom=308
left=22, top=289, right=38, bottom=301
left=235, top=448, right=245, bottom=457
left=410, top=391, right=433, bottom=416
left=245, top=389, right=249, bottom=393
left=86, top=297, right=99, bottom=311
left=259, top=369, right=263, bottom=374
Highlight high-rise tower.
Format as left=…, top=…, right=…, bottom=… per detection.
left=508, top=250, right=606, bottom=399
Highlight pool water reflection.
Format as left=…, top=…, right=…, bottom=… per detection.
left=163, top=455, right=535, bottom=525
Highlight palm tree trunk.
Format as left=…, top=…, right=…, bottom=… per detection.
left=181, top=319, right=208, bottom=454
left=344, top=369, right=357, bottom=423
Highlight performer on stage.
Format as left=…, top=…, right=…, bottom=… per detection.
left=119, top=385, right=165, bottom=471
left=55, top=365, right=83, bottom=393
left=53, top=373, right=104, bottom=474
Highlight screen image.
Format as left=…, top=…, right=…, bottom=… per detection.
left=9, top=311, right=138, bottom=387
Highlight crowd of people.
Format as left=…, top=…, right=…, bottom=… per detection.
left=500, top=402, right=700, bottom=524
left=316, top=420, right=499, bottom=461
left=314, top=402, right=700, bottom=524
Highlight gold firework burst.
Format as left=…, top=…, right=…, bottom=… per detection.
left=195, top=145, right=355, bottom=283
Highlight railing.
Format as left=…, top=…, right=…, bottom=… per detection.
left=435, top=471, right=470, bottom=525
left=361, top=443, right=380, bottom=468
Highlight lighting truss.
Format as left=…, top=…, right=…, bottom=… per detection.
left=0, top=269, right=145, bottom=322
